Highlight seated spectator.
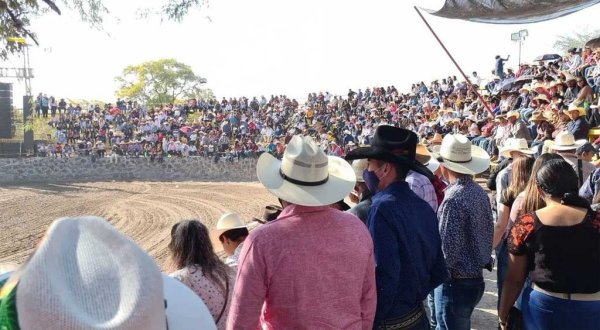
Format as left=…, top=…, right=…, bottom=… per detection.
left=211, top=212, right=249, bottom=270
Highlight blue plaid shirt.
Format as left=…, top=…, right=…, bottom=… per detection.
left=437, top=176, right=494, bottom=278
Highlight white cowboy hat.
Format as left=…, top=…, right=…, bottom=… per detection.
left=256, top=135, right=355, bottom=206
left=426, top=158, right=440, bottom=173
left=436, top=134, right=490, bottom=175
left=566, top=103, right=587, bottom=116
left=210, top=212, right=247, bottom=246
left=549, top=131, right=587, bottom=151
left=9, top=216, right=216, bottom=330
left=499, top=138, right=536, bottom=158
left=351, top=159, right=368, bottom=183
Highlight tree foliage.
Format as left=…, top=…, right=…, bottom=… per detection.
left=0, top=0, right=206, bottom=60
left=115, top=59, right=208, bottom=106
left=553, top=27, right=600, bottom=53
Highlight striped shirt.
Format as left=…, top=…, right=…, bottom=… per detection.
left=406, top=170, right=438, bottom=211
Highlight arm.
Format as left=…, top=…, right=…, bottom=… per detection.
left=226, top=235, right=266, bottom=330
left=361, top=247, right=377, bottom=330
left=498, top=254, right=528, bottom=328
left=493, top=204, right=510, bottom=248
left=368, top=206, right=401, bottom=323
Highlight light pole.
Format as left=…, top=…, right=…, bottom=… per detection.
left=511, top=29, right=528, bottom=66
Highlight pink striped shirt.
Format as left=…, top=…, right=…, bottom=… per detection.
left=226, top=205, right=376, bottom=329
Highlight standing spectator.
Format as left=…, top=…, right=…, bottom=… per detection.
left=227, top=136, right=376, bottom=329
left=346, top=126, right=447, bottom=329
left=499, top=159, right=600, bottom=330
left=347, top=159, right=372, bottom=224
left=210, top=212, right=248, bottom=270
left=435, top=134, right=493, bottom=330
left=549, top=131, right=594, bottom=187
left=169, top=220, right=235, bottom=330
left=495, top=55, right=510, bottom=79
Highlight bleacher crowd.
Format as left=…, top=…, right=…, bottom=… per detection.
left=2, top=47, right=599, bottom=330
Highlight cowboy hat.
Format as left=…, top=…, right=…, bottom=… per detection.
left=499, top=138, right=535, bottom=158
left=549, top=131, right=587, bottom=151
left=416, top=144, right=432, bottom=165
left=507, top=110, right=520, bottom=119
left=566, top=103, right=587, bottom=116
left=351, top=159, right=368, bottom=183
left=257, top=135, right=355, bottom=206
left=533, top=94, right=550, bottom=103
left=426, top=158, right=440, bottom=173
left=519, top=84, right=532, bottom=93
left=435, top=134, right=490, bottom=175
left=252, top=205, right=283, bottom=223
left=3, top=216, right=216, bottom=330
left=530, top=111, right=546, bottom=122
left=211, top=212, right=247, bottom=244
left=346, top=125, right=418, bottom=164
left=431, top=133, right=444, bottom=145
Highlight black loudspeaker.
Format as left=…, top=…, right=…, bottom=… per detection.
left=0, top=83, right=12, bottom=138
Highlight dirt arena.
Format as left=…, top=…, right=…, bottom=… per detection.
left=0, top=181, right=498, bottom=329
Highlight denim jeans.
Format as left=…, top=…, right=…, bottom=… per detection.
left=434, top=278, right=485, bottom=330
left=427, top=292, right=436, bottom=329
left=496, top=240, right=509, bottom=310
left=522, top=286, right=600, bottom=329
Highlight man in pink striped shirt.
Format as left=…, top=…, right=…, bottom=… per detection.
left=227, top=135, right=376, bottom=329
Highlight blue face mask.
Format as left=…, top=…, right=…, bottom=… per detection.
left=363, top=166, right=383, bottom=193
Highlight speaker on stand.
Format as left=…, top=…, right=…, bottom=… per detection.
left=0, top=83, right=13, bottom=138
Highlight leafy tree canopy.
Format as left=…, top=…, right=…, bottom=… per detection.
left=553, top=26, right=600, bottom=53
left=115, top=58, right=209, bottom=106
left=0, top=0, right=207, bottom=59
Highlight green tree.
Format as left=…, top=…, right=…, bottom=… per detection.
left=553, top=27, right=600, bottom=53
left=115, top=58, right=209, bottom=106
left=0, top=0, right=207, bottom=59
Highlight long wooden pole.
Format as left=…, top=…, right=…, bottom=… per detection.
left=414, top=6, right=495, bottom=117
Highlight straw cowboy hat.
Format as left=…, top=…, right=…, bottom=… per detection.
left=549, top=131, right=587, bottom=151
left=257, top=135, right=355, bottom=206
left=533, top=94, right=550, bottom=103
left=530, top=111, right=546, bottom=122
left=566, top=103, right=587, bottom=116
left=435, top=134, right=490, bottom=175
left=346, top=125, right=418, bottom=165
left=351, top=159, right=368, bottom=183
left=252, top=205, right=283, bottom=224
left=499, top=138, right=536, bottom=158
left=519, top=84, right=531, bottom=93
left=507, top=110, right=520, bottom=119
left=211, top=212, right=247, bottom=244
left=415, top=144, right=440, bottom=172
left=1, top=216, right=216, bottom=330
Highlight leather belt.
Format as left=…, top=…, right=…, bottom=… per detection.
left=532, top=283, right=600, bottom=301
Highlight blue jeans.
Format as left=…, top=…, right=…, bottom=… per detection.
left=522, top=286, right=600, bottom=329
left=434, top=278, right=485, bottom=330
left=496, top=240, right=509, bottom=310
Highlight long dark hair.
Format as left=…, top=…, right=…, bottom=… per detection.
left=536, top=159, right=591, bottom=209
left=168, top=220, right=230, bottom=291
left=520, top=153, right=563, bottom=215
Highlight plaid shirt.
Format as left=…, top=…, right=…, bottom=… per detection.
left=406, top=170, right=438, bottom=211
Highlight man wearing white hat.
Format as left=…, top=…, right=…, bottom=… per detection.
left=550, top=131, right=594, bottom=187
left=0, top=216, right=216, bottom=330
left=227, top=135, right=376, bottom=329
left=347, top=159, right=372, bottom=224
left=434, top=134, right=494, bottom=330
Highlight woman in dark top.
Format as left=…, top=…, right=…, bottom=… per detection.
left=499, top=159, right=600, bottom=329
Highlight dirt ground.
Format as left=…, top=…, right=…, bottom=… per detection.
left=0, top=181, right=498, bottom=329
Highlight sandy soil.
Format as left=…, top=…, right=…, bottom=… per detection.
left=0, top=181, right=497, bottom=329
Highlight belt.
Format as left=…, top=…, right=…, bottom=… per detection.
left=532, top=283, right=600, bottom=301
left=377, top=305, right=425, bottom=330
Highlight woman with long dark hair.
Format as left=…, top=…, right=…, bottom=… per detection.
left=168, top=220, right=234, bottom=330
left=499, top=159, right=600, bottom=329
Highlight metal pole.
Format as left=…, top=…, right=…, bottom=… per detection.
left=518, top=38, right=522, bottom=66
left=413, top=6, right=495, bottom=117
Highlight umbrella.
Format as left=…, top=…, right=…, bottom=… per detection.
left=179, top=126, right=192, bottom=134
left=586, top=36, right=600, bottom=49
left=110, top=107, right=121, bottom=115
left=533, top=54, right=561, bottom=62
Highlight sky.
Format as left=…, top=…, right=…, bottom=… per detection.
left=1, top=0, right=600, bottom=105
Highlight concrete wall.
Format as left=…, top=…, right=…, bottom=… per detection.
left=0, top=156, right=259, bottom=184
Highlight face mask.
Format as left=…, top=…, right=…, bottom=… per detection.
left=363, top=165, right=384, bottom=193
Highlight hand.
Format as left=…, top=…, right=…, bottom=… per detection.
left=500, top=323, right=507, bottom=330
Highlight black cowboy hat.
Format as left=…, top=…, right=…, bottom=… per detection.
left=252, top=204, right=283, bottom=224
left=345, top=125, right=417, bottom=164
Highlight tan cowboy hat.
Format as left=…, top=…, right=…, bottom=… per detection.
left=257, top=135, right=355, bottom=206
left=519, top=84, right=531, bottom=93
left=435, top=134, right=490, bottom=175
left=416, top=144, right=432, bottom=165
left=530, top=111, right=545, bottom=122
left=7, top=216, right=216, bottom=330
left=499, top=138, right=536, bottom=158
left=533, top=94, right=550, bottom=103
left=351, top=159, right=368, bottom=183
left=566, top=103, right=587, bottom=116
left=549, top=131, right=587, bottom=151
left=507, top=110, right=520, bottom=119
